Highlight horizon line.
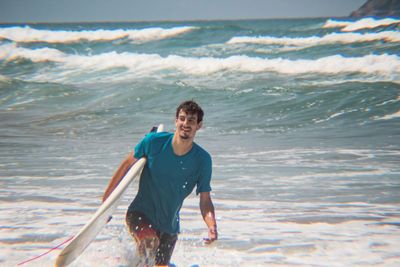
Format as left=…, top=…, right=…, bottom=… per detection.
left=0, top=15, right=359, bottom=25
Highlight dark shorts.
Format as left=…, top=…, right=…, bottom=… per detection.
left=126, top=210, right=178, bottom=265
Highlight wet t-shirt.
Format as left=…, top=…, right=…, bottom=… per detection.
left=128, top=132, right=212, bottom=234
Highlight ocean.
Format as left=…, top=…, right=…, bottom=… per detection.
left=0, top=17, right=399, bottom=266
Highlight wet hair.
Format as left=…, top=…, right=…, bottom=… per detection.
left=176, top=100, right=204, bottom=123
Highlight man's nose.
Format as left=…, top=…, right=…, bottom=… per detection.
left=182, top=118, right=192, bottom=126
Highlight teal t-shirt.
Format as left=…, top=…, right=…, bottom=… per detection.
left=129, top=132, right=212, bottom=234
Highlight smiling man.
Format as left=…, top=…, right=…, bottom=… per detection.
left=103, top=100, right=217, bottom=266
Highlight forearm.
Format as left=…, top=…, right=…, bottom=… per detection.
left=200, top=192, right=218, bottom=243
left=102, top=152, right=137, bottom=202
left=201, top=200, right=217, bottom=229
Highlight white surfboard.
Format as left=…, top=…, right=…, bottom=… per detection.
left=55, top=124, right=164, bottom=267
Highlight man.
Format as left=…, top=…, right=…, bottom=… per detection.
left=103, top=100, right=217, bottom=266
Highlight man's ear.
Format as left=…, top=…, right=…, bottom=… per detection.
left=197, top=121, right=203, bottom=130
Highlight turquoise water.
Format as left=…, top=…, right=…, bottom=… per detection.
left=1, top=17, right=400, bottom=266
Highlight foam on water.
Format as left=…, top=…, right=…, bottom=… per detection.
left=0, top=26, right=196, bottom=43
left=1, top=44, right=399, bottom=83
left=227, top=31, right=400, bottom=47
left=2, top=143, right=400, bottom=266
left=374, top=109, right=400, bottom=120
left=323, top=17, right=400, bottom=32
left=3, top=195, right=399, bottom=266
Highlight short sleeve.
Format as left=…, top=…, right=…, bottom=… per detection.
left=196, top=153, right=212, bottom=195
left=134, top=133, right=152, bottom=159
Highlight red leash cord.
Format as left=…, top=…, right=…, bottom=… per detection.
left=17, top=236, right=74, bottom=266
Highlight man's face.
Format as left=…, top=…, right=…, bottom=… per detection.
left=175, top=110, right=202, bottom=140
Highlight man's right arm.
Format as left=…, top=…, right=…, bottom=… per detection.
left=102, top=151, right=138, bottom=202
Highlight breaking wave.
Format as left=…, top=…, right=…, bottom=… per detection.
left=0, top=26, right=196, bottom=43
left=1, top=44, right=399, bottom=81
left=323, top=17, right=400, bottom=32
left=227, top=31, right=400, bottom=47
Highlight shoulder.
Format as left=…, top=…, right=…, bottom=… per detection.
left=138, top=132, right=172, bottom=153
left=144, top=132, right=172, bottom=142
left=193, top=143, right=212, bottom=163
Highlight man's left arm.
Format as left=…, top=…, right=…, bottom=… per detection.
left=200, top=192, right=218, bottom=244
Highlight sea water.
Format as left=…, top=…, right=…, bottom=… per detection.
left=0, top=17, right=399, bottom=266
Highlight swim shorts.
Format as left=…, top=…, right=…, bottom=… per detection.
left=126, top=210, right=178, bottom=265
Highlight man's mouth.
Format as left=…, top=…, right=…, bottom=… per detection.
left=181, top=127, right=191, bottom=132
left=179, top=127, right=191, bottom=139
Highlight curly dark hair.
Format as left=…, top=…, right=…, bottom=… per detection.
left=176, top=100, right=204, bottom=123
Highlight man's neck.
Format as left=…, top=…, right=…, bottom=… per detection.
left=172, top=133, right=193, bottom=156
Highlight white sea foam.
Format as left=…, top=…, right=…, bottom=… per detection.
left=1, top=44, right=399, bottom=81
left=0, top=26, right=196, bottom=43
left=0, top=43, right=65, bottom=62
left=227, top=31, right=400, bottom=47
left=323, top=17, right=400, bottom=32
left=0, top=44, right=66, bottom=62
left=6, top=195, right=398, bottom=267
left=323, top=19, right=353, bottom=28
left=374, top=110, right=400, bottom=120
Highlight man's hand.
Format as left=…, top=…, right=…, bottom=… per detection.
left=204, top=225, right=218, bottom=245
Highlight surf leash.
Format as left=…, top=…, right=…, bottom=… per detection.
left=17, top=236, right=74, bottom=266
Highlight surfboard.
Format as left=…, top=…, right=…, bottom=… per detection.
left=55, top=124, right=164, bottom=267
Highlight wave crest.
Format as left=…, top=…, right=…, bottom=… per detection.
left=323, top=17, right=400, bottom=32
left=227, top=31, right=400, bottom=47
left=1, top=44, right=399, bottom=81
left=0, top=26, right=196, bottom=43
